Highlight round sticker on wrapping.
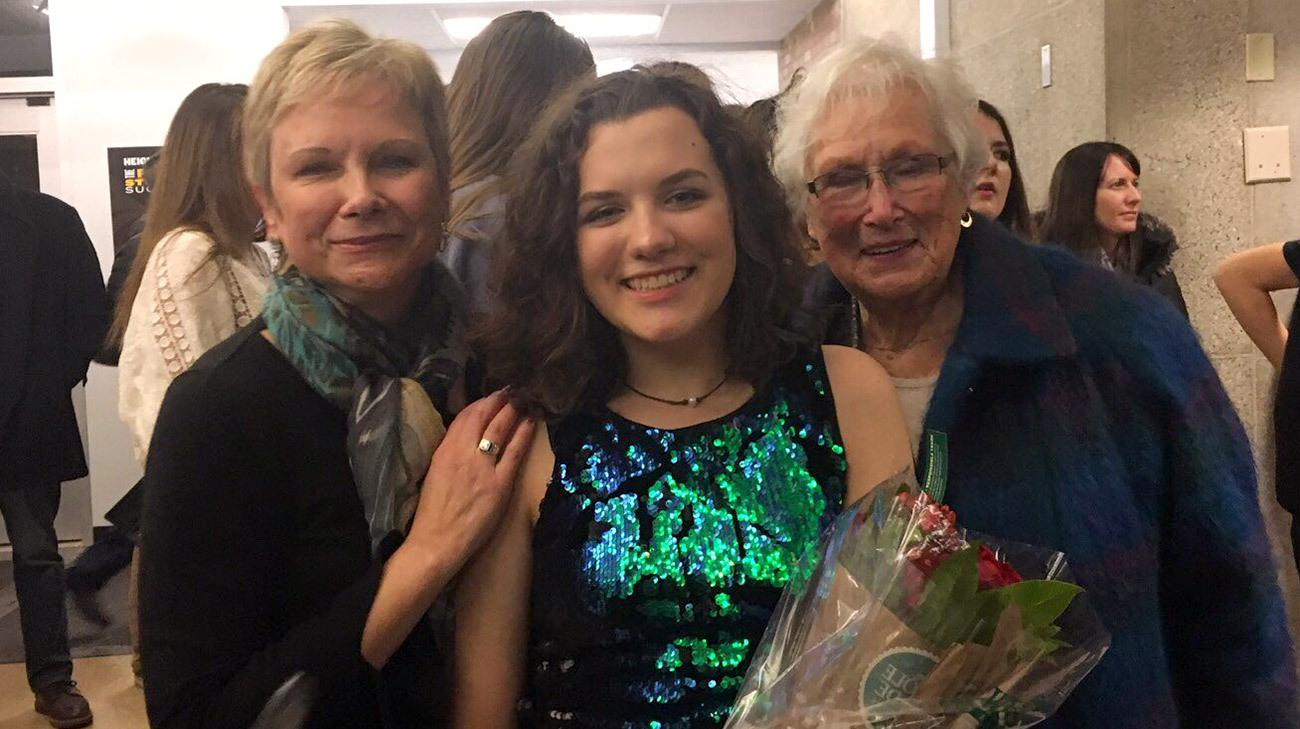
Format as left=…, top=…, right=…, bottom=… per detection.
left=859, top=647, right=938, bottom=727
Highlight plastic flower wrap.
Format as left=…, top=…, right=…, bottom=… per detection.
left=726, top=472, right=1110, bottom=729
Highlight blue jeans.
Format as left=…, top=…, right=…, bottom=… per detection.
left=0, top=484, right=73, bottom=691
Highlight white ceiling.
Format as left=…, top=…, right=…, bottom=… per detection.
left=284, top=0, right=821, bottom=51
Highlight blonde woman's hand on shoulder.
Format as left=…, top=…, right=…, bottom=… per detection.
left=405, top=390, right=535, bottom=566
left=362, top=390, right=535, bottom=668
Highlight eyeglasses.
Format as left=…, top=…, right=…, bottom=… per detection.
left=806, top=154, right=952, bottom=207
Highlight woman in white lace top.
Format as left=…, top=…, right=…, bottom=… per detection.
left=111, top=83, right=271, bottom=464
left=109, top=83, right=269, bottom=684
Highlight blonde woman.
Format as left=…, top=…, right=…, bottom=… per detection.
left=138, top=21, right=530, bottom=728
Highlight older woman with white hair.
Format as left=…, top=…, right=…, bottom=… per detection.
left=782, top=37, right=1297, bottom=728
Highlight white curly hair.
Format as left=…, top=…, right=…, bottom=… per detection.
left=772, top=36, right=986, bottom=221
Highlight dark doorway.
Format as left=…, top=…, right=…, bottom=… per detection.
left=0, top=133, right=38, bottom=190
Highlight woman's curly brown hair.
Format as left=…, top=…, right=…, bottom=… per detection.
left=476, top=66, right=808, bottom=419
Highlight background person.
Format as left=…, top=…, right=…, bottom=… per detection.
left=110, top=82, right=270, bottom=687
left=440, top=10, right=594, bottom=316
left=1039, top=141, right=1188, bottom=316
left=1216, top=240, right=1300, bottom=578
left=0, top=167, right=106, bottom=729
left=66, top=151, right=162, bottom=631
left=113, top=83, right=270, bottom=464
left=968, top=100, right=1034, bottom=239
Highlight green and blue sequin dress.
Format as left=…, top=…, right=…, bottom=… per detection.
left=523, top=347, right=848, bottom=728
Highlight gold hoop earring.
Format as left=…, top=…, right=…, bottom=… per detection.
left=960, top=211, right=974, bottom=228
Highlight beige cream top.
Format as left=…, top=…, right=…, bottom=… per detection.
left=892, top=374, right=940, bottom=456
left=118, top=228, right=270, bottom=465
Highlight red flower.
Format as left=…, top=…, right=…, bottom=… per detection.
left=977, top=544, right=1022, bottom=590
left=901, top=562, right=928, bottom=609
left=906, top=544, right=951, bottom=577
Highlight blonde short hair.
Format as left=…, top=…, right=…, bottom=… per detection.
left=243, top=19, right=451, bottom=220
left=772, top=36, right=985, bottom=221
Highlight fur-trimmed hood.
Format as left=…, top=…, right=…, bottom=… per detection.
left=1129, top=212, right=1178, bottom=280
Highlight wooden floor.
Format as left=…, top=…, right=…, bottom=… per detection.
left=0, top=656, right=145, bottom=729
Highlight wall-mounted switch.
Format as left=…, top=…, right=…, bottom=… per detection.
left=1247, top=33, right=1275, bottom=81
left=1244, top=126, right=1291, bottom=183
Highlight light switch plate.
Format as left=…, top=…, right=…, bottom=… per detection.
left=1041, top=44, right=1052, bottom=88
left=1244, top=126, right=1291, bottom=183
left=1247, top=33, right=1276, bottom=81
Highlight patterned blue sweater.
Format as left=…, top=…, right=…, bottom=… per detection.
left=804, top=216, right=1298, bottom=728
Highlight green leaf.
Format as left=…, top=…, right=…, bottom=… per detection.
left=900, top=547, right=1086, bottom=651
left=910, top=546, right=993, bottom=647
left=991, top=580, right=1083, bottom=657
left=991, top=580, right=1083, bottom=634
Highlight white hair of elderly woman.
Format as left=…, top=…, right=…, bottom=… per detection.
left=772, top=35, right=987, bottom=221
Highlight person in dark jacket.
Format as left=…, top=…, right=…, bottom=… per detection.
left=1125, top=211, right=1187, bottom=315
left=0, top=169, right=107, bottom=728
left=67, top=151, right=159, bottom=630
left=1039, top=141, right=1188, bottom=317
left=95, top=150, right=158, bottom=367
left=775, top=35, right=1296, bottom=728
left=96, top=214, right=142, bottom=364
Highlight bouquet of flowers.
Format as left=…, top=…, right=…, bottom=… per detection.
left=726, top=473, right=1110, bottom=728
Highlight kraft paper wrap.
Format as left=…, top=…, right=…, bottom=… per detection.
left=770, top=563, right=1038, bottom=729
left=744, top=564, right=935, bottom=728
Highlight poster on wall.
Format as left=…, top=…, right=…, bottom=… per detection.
left=107, top=146, right=161, bottom=253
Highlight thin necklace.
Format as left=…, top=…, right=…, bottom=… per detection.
left=623, top=375, right=728, bottom=407
left=852, top=301, right=957, bottom=353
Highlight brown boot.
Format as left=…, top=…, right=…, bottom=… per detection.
left=34, top=681, right=93, bottom=729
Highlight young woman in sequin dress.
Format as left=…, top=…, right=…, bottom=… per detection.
left=456, top=67, right=914, bottom=729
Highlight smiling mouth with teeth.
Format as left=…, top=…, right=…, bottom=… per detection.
left=865, top=240, right=916, bottom=256
left=624, top=268, right=694, bottom=291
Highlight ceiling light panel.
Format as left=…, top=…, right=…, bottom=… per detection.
left=443, top=12, right=663, bottom=42
left=559, top=13, right=662, bottom=38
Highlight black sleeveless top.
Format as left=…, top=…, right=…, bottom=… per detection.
left=522, top=347, right=848, bottom=728
left=1275, top=239, right=1300, bottom=514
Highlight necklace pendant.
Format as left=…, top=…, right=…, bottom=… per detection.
left=624, top=376, right=727, bottom=407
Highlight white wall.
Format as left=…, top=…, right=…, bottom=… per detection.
left=50, top=0, right=290, bottom=523
left=433, top=46, right=780, bottom=104
left=594, top=47, right=780, bottom=104
left=48, top=1, right=778, bottom=523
